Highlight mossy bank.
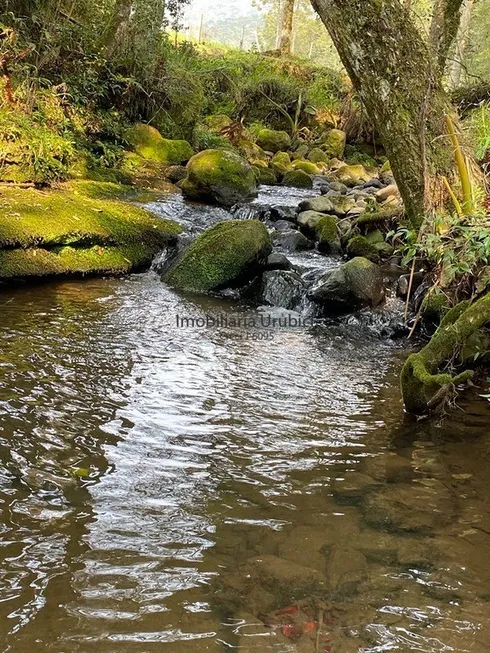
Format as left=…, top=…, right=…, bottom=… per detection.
left=0, top=182, right=181, bottom=281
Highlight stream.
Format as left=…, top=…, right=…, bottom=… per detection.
left=1, top=186, right=490, bottom=652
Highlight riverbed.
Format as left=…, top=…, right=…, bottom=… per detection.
left=1, top=188, right=490, bottom=652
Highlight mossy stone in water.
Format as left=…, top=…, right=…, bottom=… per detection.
left=347, top=235, right=381, bottom=263
left=256, top=128, right=291, bottom=153
left=282, top=170, right=313, bottom=189
left=180, top=149, right=257, bottom=207
left=126, top=123, right=193, bottom=165
left=255, top=167, right=278, bottom=186
left=164, top=220, right=271, bottom=293
left=315, top=215, right=340, bottom=254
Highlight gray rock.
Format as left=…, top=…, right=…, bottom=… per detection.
left=329, top=196, right=357, bottom=217
left=298, top=196, right=334, bottom=214
left=260, top=270, right=305, bottom=311
left=265, top=252, right=293, bottom=271
left=273, top=229, right=314, bottom=252
left=297, top=210, right=326, bottom=235
left=269, top=205, right=298, bottom=222
left=329, top=181, right=348, bottom=194
left=309, top=257, right=385, bottom=313
left=273, top=219, right=296, bottom=231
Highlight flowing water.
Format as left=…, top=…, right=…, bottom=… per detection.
left=1, top=188, right=490, bottom=653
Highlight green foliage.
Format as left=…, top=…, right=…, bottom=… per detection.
left=464, top=103, right=490, bottom=161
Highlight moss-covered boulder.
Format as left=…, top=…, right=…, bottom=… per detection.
left=292, top=144, right=309, bottom=160
left=315, top=215, right=341, bottom=254
left=308, top=147, right=330, bottom=164
left=297, top=210, right=326, bottom=236
left=240, top=141, right=270, bottom=167
left=309, top=257, right=385, bottom=313
left=322, top=129, right=346, bottom=159
left=0, top=184, right=181, bottom=280
left=202, top=115, right=233, bottom=132
left=346, top=235, right=380, bottom=263
left=256, top=129, right=292, bottom=153
left=126, top=123, right=193, bottom=165
left=163, top=220, right=271, bottom=293
left=291, top=160, right=320, bottom=175
left=180, top=149, right=258, bottom=207
left=282, top=170, right=313, bottom=189
left=270, top=151, right=292, bottom=177
left=332, top=164, right=377, bottom=187
left=256, top=167, right=278, bottom=185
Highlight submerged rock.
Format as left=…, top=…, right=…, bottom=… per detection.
left=260, top=270, right=305, bottom=311
left=125, top=123, right=193, bottom=165
left=180, top=149, right=257, bottom=207
left=362, top=480, right=457, bottom=534
left=163, top=220, right=271, bottom=293
left=309, top=257, right=385, bottom=313
left=256, top=128, right=292, bottom=153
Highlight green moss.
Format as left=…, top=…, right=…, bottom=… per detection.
left=420, top=289, right=450, bottom=320
left=256, top=167, right=278, bottom=185
left=181, top=149, right=257, bottom=207
left=332, top=164, right=375, bottom=186
left=401, top=296, right=489, bottom=415
left=358, top=205, right=403, bottom=225
left=308, top=147, right=329, bottom=164
left=164, top=220, right=271, bottom=293
left=291, top=160, right=320, bottom=175
left=0, top=244, right=155, bottom=279
left=282, top=170, right=313, bottom=189
left=125, top=123, right=194, bottom=165
left=202, top=115, right=233, bottom=132
left=69, top=180, right=163, bottom=204
left=346, top=235, right=380, bottom=263
left=270, top=151, right=292, bottom=177
left=315, top=215, right=340, bottom=253
left=0, top=185, right=181, bottom=280
left=256, top=129, right=291, bottom=153
left=321, top=128, right=346, bottom=159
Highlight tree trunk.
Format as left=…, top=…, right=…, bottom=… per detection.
left=102, top=0, right=133, bottom=57
left=429, top=0, right=465, bottom=74
left=279, top=0, right=295, bottom=56
left=448, top=0, right=475, bottom=89
left=310, top=0, right=458, bottom=227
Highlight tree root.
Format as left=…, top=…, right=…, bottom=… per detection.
left=401, top=295, right=490, bottom=414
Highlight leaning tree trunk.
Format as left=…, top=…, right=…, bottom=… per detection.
left=310, top=0, right=460, bottom=228
left=279, top=0, right=295, bottom=56
left=429, top=0, right=465, bottom=75
left=448, top=0, right=475, bottom=89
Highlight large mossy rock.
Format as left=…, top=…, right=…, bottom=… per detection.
left=163, top=220, right=271, bottom=293
left=322, top=129, right=347, bottom=159
left=346, top=235, right=380, bottom=263
left=256, top=129, right=292, bottom=153
left=309, top=257, right=385, bottom=313
left=282, top=169, right=313, bottom=189
left=180, top=149, right=258, bottom=207
left=291, top=159, right=320, bottom=175
left=332, top=164, right=376, bottom=187
left=126, top=123, right=193, bottom=165
left=0, top=183, right=181, bottom=280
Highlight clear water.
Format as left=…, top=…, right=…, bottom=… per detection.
left=1, top=190, right=490, bottom=652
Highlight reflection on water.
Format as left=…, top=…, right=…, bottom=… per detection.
left=1, top=272, right=490, bottom=652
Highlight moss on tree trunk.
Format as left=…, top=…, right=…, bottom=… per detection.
left=401, top=294, right=490, bottom=414
left=310, top=0, right=458, bottom=227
